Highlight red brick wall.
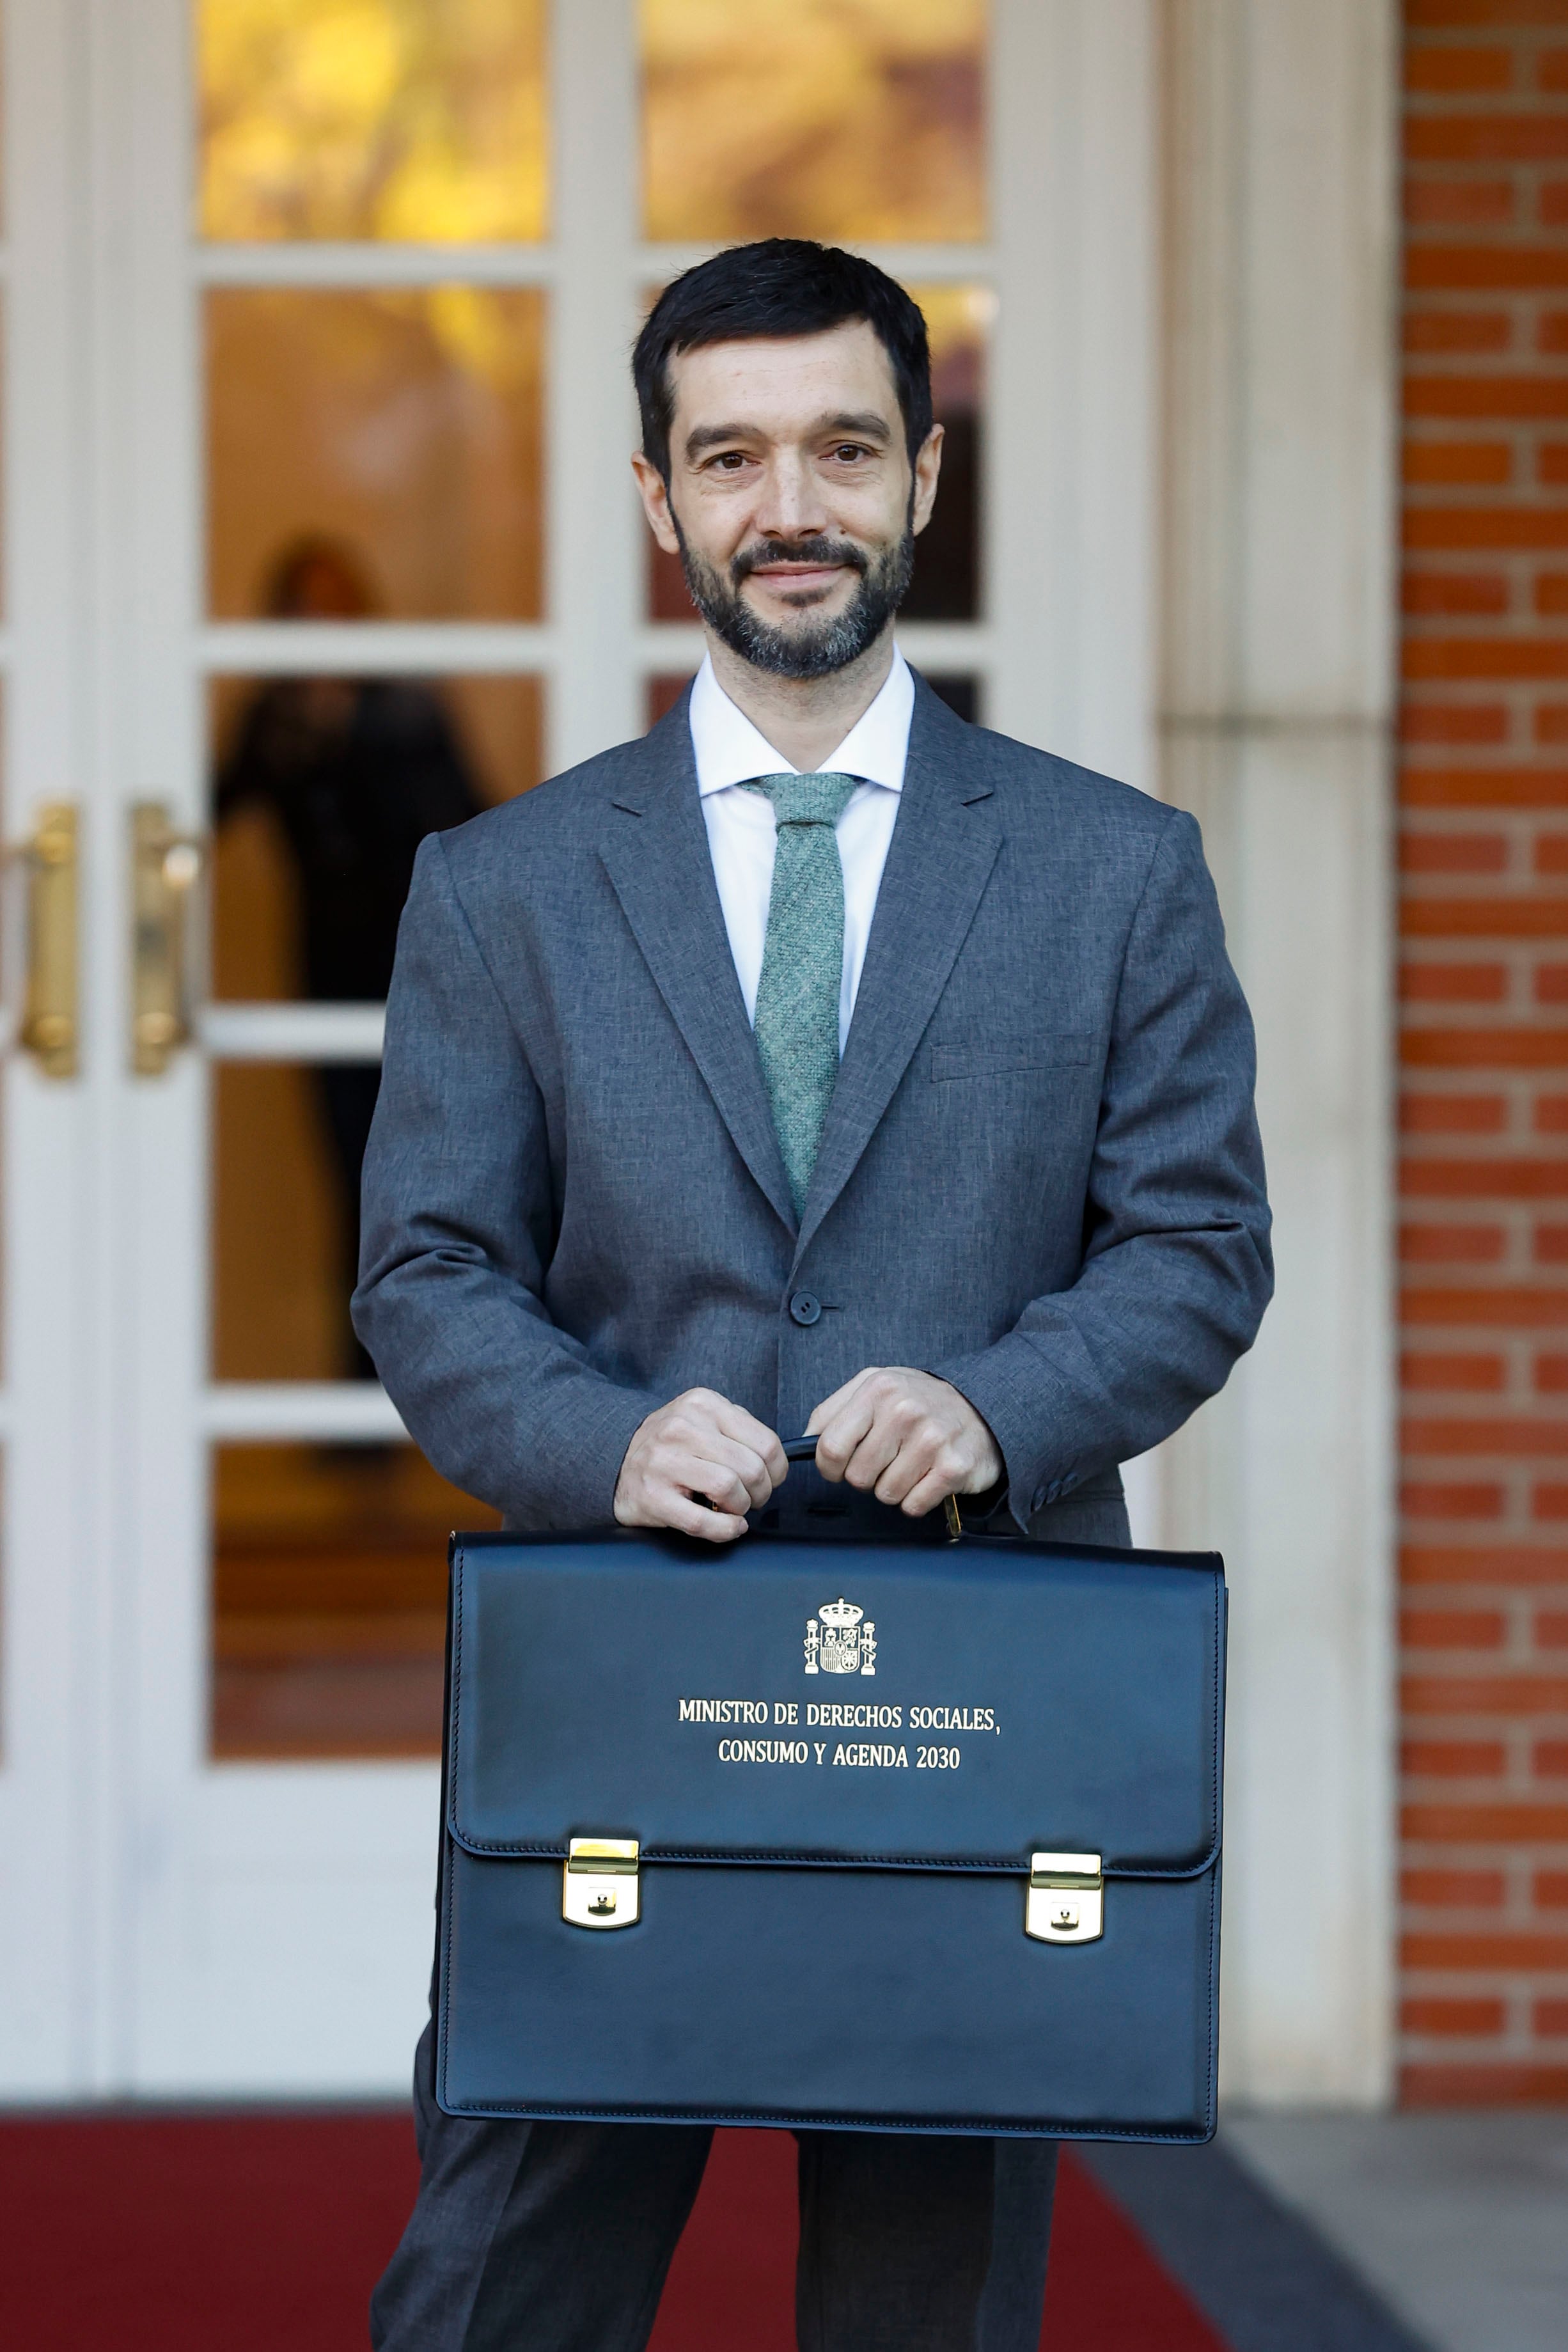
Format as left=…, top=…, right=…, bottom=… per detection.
left=1399, top=0, right=1568, bottom=2106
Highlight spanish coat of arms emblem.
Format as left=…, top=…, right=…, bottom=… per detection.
left=804, top=1597, right=876, bottom=1675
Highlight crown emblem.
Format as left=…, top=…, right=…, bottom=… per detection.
left=804, top=1597, right=876, bottom=1677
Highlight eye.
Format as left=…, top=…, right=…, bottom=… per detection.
left=706, top=450, right=751, bottom=472
left=831, top=443, right=869, bottom=463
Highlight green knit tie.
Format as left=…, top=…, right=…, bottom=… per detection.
left=741, top=771, right=859, bottom=1216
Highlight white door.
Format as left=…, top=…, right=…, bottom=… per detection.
left=0, top=0, right=1156, bottom=2097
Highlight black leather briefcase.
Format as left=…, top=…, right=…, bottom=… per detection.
left=435, top=1521, right=1225, bottom=2142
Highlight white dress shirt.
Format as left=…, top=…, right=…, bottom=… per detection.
left=689, top=650, right=913, bottom=1053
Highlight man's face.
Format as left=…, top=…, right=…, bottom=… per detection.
left=632, top=320, right=943, bottom=680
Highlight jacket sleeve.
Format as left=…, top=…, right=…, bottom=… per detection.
left=933, top=806, right=1273, bottom=1532
left=351, top=831, right=657, bottom=1528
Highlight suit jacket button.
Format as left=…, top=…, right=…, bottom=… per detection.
left=1032, top=1484, right=1049, bottom=1511
left=788, top=1290, right=822, bottom=1327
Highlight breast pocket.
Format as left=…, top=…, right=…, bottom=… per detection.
left=928, top=1033, right=1093, bottom=1083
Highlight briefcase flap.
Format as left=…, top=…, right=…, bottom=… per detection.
left=447, top=1531, right=1223, bottom=1881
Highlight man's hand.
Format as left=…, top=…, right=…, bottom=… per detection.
left=614, top=1388, right=788, bottom=1544
left=806, top=1368, right=1003, bottom=1517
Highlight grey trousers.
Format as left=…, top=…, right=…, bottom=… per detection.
left=370, top=2020, right=1057, bottom=2352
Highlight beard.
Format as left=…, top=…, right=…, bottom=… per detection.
left=673, top=515, right=915, bottom=680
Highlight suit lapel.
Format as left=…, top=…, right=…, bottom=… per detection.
left=796, top=682, right=1001, bottom=1259
left=599, top=700, right=797, bottom=1234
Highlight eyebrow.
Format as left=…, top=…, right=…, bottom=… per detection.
left=682, top=409, right=895, bottom=460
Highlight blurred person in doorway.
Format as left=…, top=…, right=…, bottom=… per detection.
left=217, top=537, right=483, bottom=1377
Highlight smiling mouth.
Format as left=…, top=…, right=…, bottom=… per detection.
left=746, top=564, right=849, bottom=595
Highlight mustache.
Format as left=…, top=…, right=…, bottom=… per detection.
left=730, top=537, right=869, bottom=588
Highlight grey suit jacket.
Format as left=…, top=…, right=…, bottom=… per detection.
left=354, top=675, right=1272, bottom=1543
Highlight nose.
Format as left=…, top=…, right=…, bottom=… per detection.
left=754, top=446, right=829, bottom=542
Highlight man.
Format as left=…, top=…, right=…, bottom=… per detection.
left=356, top=238, right=1271, bottom=2352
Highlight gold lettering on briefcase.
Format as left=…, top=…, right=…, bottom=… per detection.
left=804, top=1597, right=876, bottom=1676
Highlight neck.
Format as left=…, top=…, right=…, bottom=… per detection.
left=705, top=625, right=897, bottom=772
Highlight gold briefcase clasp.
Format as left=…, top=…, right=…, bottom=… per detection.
left=1026, top=1851, right=1104, bottom=1945
left=563, top=1837, right=641, bottom=1930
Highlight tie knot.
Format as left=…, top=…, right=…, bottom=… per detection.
left=744, top=771, right=858, bottom=828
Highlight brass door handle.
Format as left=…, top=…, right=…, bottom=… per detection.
left=17, top=803, right=80, bottom=1078
left=130, top=803, right=205, bottom=1076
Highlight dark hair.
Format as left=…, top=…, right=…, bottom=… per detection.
left=633, top=238, right=932, bottom=483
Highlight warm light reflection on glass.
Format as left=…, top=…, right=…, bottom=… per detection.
left=210, top=1442, right=495, bottom=1759
left=206, top=288, right=545, bottom=621
left=641, top=0, right=986, bottom=243
left=198, top=0, right=548, bottom=242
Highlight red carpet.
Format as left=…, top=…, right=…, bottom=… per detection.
left=0, top=2113, right=1226, bottom=2349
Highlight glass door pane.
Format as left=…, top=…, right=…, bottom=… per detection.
left=209, top=671, right=545, bottom=1005
left=211, top=1441, right=494, bottom=1759
left=205, top=288, right=546, bottom=621
left=198, top=0, right=549, bottom=242
left=196, top=4, right=553, bottom=1780
left=640, top=0, right=986, bottom=240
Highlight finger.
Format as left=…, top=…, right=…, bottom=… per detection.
left=899, top=1464, right=955, bottom=1518
left=673, top=1388, right=774, bottom=1452
left=705, top=1421, right=784, bottom=1502
left=811, top=1390, right=882, bottom=1482
left=657, top=1489, right=749, bottom=1543
left=868, top=1411, right=959, bottom=1505
left=955, top=1449, right=1001, bottom=1496
left=804, top=1367, right=879, bottom=1439
left=712, top=1397, right=787, bottom=1457
left=615, top=1480, right=748, bottom=1542
left=668, top=1432, right=772, bottom=1510
left=843, top=1402, right=920, bottom=1493
left=870, top=1434, right=937, bottom=1504
left=645, top=1439, right=753, bottom=1517
left=672, top=1453, right=757, bottom=1519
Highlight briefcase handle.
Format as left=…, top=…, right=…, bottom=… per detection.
left=780, top=1434, right=963, bottom=1541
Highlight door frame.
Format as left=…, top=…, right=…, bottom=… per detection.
left=0, top=0, right=1161, bottom=2096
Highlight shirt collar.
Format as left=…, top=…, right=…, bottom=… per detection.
left=688, top=648, right=913, bottom=798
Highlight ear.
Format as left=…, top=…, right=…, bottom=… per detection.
left=910, top=423, right=945, bottom=538
left=631, top=452, right=683, bottom=556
